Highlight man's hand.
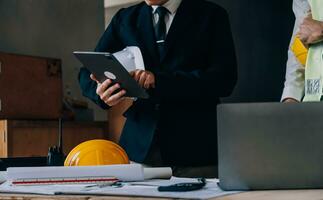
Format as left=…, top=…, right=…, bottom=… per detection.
left=130, top=70, right=156, bottom=89
left=283, top=98, right=299, bottom=103
left=298, top=14, right=323, bottom=47
left=90, top=74, right=126, bottom=106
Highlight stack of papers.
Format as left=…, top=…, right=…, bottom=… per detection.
left=0, top=164, right=242, bottom=199
left=0, top=177, right=242, bottom=199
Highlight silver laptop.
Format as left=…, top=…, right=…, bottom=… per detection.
left=217, top=102, right=323, bottom=191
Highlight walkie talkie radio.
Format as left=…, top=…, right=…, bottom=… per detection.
left=47, top=118, right=65, bottom=166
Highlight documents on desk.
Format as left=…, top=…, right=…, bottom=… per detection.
left=0, top=164, right=242, bottom=199
left=0, top=177, right=241, bottom=199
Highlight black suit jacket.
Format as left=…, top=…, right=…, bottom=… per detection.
left=79, top=0, right=237, bottom=166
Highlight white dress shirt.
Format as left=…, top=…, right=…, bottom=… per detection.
left=151, top=0, right=182, bottom=35
left=281, top=0, right=311, bottom=101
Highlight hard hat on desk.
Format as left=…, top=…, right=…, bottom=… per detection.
left=64, top=139, right=130, bottom=166
left=291, top=36, right=308, bottom=66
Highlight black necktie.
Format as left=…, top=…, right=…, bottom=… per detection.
left=154, top=6, right=169, bottom=58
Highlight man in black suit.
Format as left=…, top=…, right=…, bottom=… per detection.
left=79, top=0, right=237, bottom=177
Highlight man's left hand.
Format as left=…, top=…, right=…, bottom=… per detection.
left=298, top=14, right=323, bottom=47
left=130, top=70, right=156, bottom=89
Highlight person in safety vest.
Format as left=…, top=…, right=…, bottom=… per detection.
left=282, top=0, right=323, bottom=102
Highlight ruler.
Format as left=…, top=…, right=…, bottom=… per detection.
left=12, top=176, right=119, bottom=186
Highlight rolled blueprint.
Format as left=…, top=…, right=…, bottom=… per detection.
left=144, top=167, right=172, bottom=180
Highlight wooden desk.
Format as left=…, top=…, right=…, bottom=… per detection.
left=2, top=190, right=323, bottom=200
left=217, top=190, right=323, bottom=200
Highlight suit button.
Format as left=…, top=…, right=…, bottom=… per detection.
left=155, top=104, right=160, bottom=111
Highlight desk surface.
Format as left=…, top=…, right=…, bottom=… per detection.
left=1, top=190, right=323, bottom=200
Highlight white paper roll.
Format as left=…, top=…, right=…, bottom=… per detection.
left=143, top=167, right=172, bottom=180
left=7, top=164, right=145, bottom=182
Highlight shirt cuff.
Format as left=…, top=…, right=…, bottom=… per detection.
left=281, top=86, right=304, bottom=102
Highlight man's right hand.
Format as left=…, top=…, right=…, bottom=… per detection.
left=90, top=74, right=126, bottom=106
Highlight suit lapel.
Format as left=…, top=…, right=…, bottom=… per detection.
left=161, top=0, right=195, bottom=62
left=137, top=4, right=160, bottom=64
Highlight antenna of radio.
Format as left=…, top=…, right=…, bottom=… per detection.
left=58, top=118, right=63, bottom=152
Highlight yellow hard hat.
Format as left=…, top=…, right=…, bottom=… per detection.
left=64, top=139, right=130, bottom=166
left=291, top=36, right=308, bottom=66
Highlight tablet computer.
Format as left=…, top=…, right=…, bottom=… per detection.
left=74, top=51, right=149, bottom=99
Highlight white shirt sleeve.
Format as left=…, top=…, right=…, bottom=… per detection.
left=281, top=0, right=310, bottom=102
